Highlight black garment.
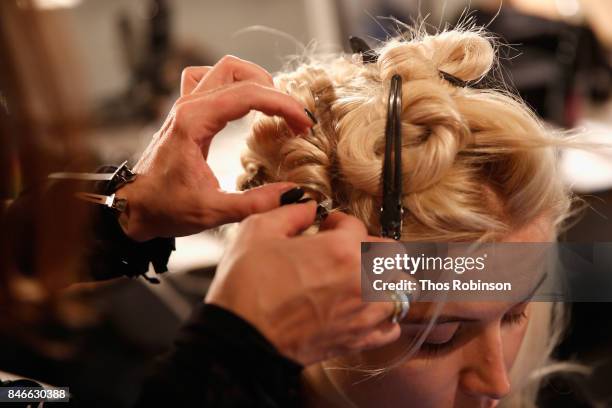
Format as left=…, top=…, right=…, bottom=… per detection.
left=0, top=305, right=304, bottom=408
left=1, top=171, right=305, bottom=407
left=135, top=304, right=303, bottom=408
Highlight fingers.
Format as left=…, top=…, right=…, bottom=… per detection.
left=175, top=81, right=313, bottom=146
left=330, top=302, right=400, bottom=357
left=181, top=66, right=212, bottom=96
left=319, top=211, right=368, bottom=237
left=207, top=182, right=298, bottom=225
left=193, top=55, right=274, bottom=94
left=344, top=302, right=396, bottom=334
left=352, top=321, right=401, bottom=351
left=241, top=200, right=318, bottom=238
left=181, top=57, right=273, bottom=97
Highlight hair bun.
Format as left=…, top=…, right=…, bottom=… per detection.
left=240, top=26, right=572, bottom=243
left=379, top=41, right=436, bottom=82
left=425, top=30, right=495, bottom=82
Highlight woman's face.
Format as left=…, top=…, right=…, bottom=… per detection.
left=310, top=215, right=553, bottom=408
left=331, top=300, right=531, bottom=408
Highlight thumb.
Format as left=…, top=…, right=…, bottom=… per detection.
left=211, top=183, right=300, bottom=224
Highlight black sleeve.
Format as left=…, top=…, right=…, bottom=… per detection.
left=87, top=202, right=174, bottom=282
left=134, top=303, right=304, bottom=408
left=88, top=164, right=175, bottom=282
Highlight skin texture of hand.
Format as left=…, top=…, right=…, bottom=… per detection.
left=205, top=202, right=402, bottom=366
left=115, top=56, right=314, bottom=241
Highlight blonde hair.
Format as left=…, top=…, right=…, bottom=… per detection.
left=238, top=26, right=579, bottom=407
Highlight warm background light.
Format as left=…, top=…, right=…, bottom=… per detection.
left=32, top=0, right=81, bottom=10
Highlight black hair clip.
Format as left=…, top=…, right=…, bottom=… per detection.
left=439, top=70, right=468, bottom=87
left=380, top=74, right=403, bottom=240
left=350, top=35, right=486, bottom=90
left=349, top=36, right=378, bottom=64
left=439, top=70, right=487, bottom=89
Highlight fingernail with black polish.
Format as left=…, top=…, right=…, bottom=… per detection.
left=305, top=108, right=318, bottom=125
left=280, top=187, right=305, bottom=206
left=316, top=203, right=329, bottom=221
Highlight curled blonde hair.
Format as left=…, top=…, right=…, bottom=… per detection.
left=238, top=26, right=580, bottom=407
left=239, top=28, right=576, bottom=242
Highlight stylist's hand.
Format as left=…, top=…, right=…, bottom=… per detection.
left=205, top=202, right=401, bottom=366
left=116, top=56, right=314, bottom=241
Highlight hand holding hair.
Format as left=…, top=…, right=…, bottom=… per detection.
left=205, top=201, right=401, bottom=365
left=114, top=56, right=315, bottom=241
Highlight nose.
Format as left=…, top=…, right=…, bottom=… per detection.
left=459, top=327, right=511, bottom=401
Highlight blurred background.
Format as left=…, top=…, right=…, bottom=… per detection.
left=2, top=0, right=612, bottom=406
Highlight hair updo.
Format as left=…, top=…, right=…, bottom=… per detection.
left=238, top=27, right=575, bottom=242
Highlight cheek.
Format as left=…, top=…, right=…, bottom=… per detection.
left=325, top=353, right=461, bottom=408
left=378, top=359, right=460, bottom=408
left=502, top=316, right=530, bottom=369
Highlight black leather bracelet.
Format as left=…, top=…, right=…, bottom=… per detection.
left=90, top=164, right=175, bottom=284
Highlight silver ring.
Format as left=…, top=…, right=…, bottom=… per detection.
left=390, top=291, right=410, bottom=324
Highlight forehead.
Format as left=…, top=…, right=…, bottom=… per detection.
left=502, top=212, right=555, bottom=242
left=394, top=186, right=554, bottom=324
left=404, top=215, right=551, bottom=323
left=481, top=183, right=556, bottom=243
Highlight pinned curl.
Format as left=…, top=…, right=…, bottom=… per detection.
left=238, top=26, right=577, bottom=242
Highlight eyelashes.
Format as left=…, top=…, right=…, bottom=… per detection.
left=419, top=337, right=458, bottom=357
left=501, top=310, right=527, bottom=325
left=418, top=311, right=528, bottom=358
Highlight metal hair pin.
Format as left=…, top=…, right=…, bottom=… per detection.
left=439, top=70, right=486, bottom=89
left=349, top=36, right=378, bottom=64
left=380, top=74, right=404, bottom=240
left=316, top=198, right=332, bottom=223
left=349, top=36, right=404, bottom=238
left=349, top=36, right=485, bottom=89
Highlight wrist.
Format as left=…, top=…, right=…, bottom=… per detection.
left=114, top=178, right=154, bottom=242
left=205, top=288, right=310, bottom=365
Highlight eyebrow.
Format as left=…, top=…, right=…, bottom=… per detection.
left=405, top=272, right=549, bottom=325
left=406, top=300, right=531, bottom=325
left=522, top=271, right=548, bottom=302
left=406, top=315, right=478, bottom=324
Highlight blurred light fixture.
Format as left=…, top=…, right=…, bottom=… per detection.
left=31, top=0, right=81, bottom=9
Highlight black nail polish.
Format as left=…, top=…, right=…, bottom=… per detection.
left=316, top=203, right=329, bottom=221
left=304, top=108, right=318, bottom=124
left=280, top=187, right=305, bottom=205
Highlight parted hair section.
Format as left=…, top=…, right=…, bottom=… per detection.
left=238, top=28, right=574, bottom=242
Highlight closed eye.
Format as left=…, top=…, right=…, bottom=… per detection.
left=501, top=310, right=527, bottom=325
left=418, top=310, right=528, bottom=358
